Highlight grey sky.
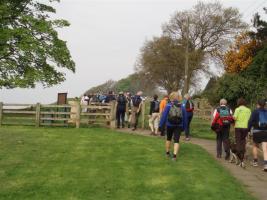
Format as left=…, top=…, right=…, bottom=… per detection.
left=0, top=0, right=266, bottom=103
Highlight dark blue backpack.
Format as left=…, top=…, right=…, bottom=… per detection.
left=259, top=110, right=267, bottom=130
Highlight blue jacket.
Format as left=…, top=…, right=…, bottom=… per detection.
left=248, top=108, right=267, bottom=130
left=159, top=102, right=188, bottom=131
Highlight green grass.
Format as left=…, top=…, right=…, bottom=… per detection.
left=0, top=126, right=254, bottom=200
left=190, top=117, right=216, bottom=140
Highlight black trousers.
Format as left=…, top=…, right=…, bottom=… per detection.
left=116, top=109, right=125, bottom=128
left=216, top=126, right=230, bottom=156
left=185, top=113, right=193, bottom=138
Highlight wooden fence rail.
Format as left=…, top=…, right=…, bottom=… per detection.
left=0, top=102, right=117, bottom=128
left=0, top=101, right=213, bottom=129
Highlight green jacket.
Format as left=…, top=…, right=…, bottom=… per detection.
left=233, top=105, right=251, bottom=129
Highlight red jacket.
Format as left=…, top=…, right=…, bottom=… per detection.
left=212, top=106, right=234, bottom=126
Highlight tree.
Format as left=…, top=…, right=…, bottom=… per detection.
left=224, top=32, right=260, bottom=73
left=0, top=0, right=75, bottom=88
left=136, top=36, right=204, bottom=94
left=163, top=1, right=246, bottom=60
left=84, top=73, right=158, bottom=96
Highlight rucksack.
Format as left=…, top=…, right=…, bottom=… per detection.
left=217, top=106, right=231, bottom=126
left=168, top=104, right=183, bottom=125
left=132, top=96, right=142, bottom=107
left=185, top=100, right=194, bottom=112
left=259, top=110, right=267, bottom=130
left=117, top=95, right=126, bottom=105
left=153, top=100, right=160, bottom=113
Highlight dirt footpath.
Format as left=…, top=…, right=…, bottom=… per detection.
left=118, top=128, right=267, bottom=200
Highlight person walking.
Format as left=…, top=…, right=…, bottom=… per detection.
left=80, top=94, right=89, bottom=112
left=126, top=92, right=132, bottom=128
left=248, top=99, right=267, bottom=171
left=233, top=98, right=251, bottom=168
left=105, top=91, right=116, bottom=103
left=159, top=95, right=169, bottom=136
left=182, top=94, right=194, bottom=141
left=131, top=91, right=143, bottom=131
left=149, top=94, right=160, bottom=135
left=211, top=99, right=234, bottom=160
left=159, top=92, right=188, bottom=161
left=116, top=91, right=127, bottom=128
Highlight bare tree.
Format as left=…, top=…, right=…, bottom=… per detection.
left=163, top=1, right=247, bottom=60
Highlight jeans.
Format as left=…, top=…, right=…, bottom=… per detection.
left=116, top=109, right=125, bottom=128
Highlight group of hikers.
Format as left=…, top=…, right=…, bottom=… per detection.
left=81, top=90, right=267, bottom=171
left=211, top=98, right=267, bottom=171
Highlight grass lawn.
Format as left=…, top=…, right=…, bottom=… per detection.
left=0, top=126, right=254, bottom=200
left=190, top=117, right=216, bottom=140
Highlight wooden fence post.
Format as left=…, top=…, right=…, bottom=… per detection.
left=76, top=101, right=81, bottom=128
left=35, top=103, right=41, bottom=127
left=110, top=101, right=116, bottom=129
left=141, top=101, right=146, bottom=129
left=0, top=102, right=3, bottom=126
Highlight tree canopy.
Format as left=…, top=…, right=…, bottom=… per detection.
left=0, top=0, right=75, bottom=88
left=136, top=1, right=246, bottom=94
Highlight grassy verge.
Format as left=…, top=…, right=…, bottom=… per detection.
left=190, top=117, right=216, bottom=140
left=0, top=126, right=254, bottom=200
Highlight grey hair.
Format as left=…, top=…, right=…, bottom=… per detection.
left=220, top=99, right=227, bottom=105
left=184, top=93, right=190, bottom=99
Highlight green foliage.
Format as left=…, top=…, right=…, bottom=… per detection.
left=0, top=0, right=75, bottom=88
left=85, top=73, right=158, bottom=95
left=0, top=126, right=254, bottom=200
left=204, top=45, right=267, bottom=108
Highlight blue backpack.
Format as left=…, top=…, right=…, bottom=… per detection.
left=259, top=110, right=267, bottom=130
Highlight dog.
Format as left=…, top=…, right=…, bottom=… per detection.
left=229, top=143, right=239, bottom=165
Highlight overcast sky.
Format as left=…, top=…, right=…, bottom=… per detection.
left=0, top=0, right=267, bottom=103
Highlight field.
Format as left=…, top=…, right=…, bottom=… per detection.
left=0, top=126, right=254, bottom=200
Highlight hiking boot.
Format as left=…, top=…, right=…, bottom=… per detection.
left=252, top=160, right=258, bottom=167
left=150, top=132, right=155, bottom=136
left=217, top=154, right=222, bottom=159
left=166, top=152, right=171, bottom=158
left=239, top=162, right=246, bottom=169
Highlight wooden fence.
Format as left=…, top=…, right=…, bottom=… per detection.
left=0, top=101, right=148, bottom=129
left=0, top=102, right=118, bottom=128
left=193, top=108, right=213, bottom=121
left=0, top=101, right=212, bottom=129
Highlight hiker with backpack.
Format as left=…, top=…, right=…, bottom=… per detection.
left=159, top=92, right=188, bottom=161
left=211, top=99, right=234, bottom=160
left=149, top=94, right=160, bottom=135
left=130, top=91, right=143, bottom=131
left=182, top=94, right=194, bottom=141
left=116, top=91, right=127, bottom=128
left=233, top=98, right=251, bottom=168
left=248, top=99, right=267, bottom=171
left=105, top=91, right=116, bottom=103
